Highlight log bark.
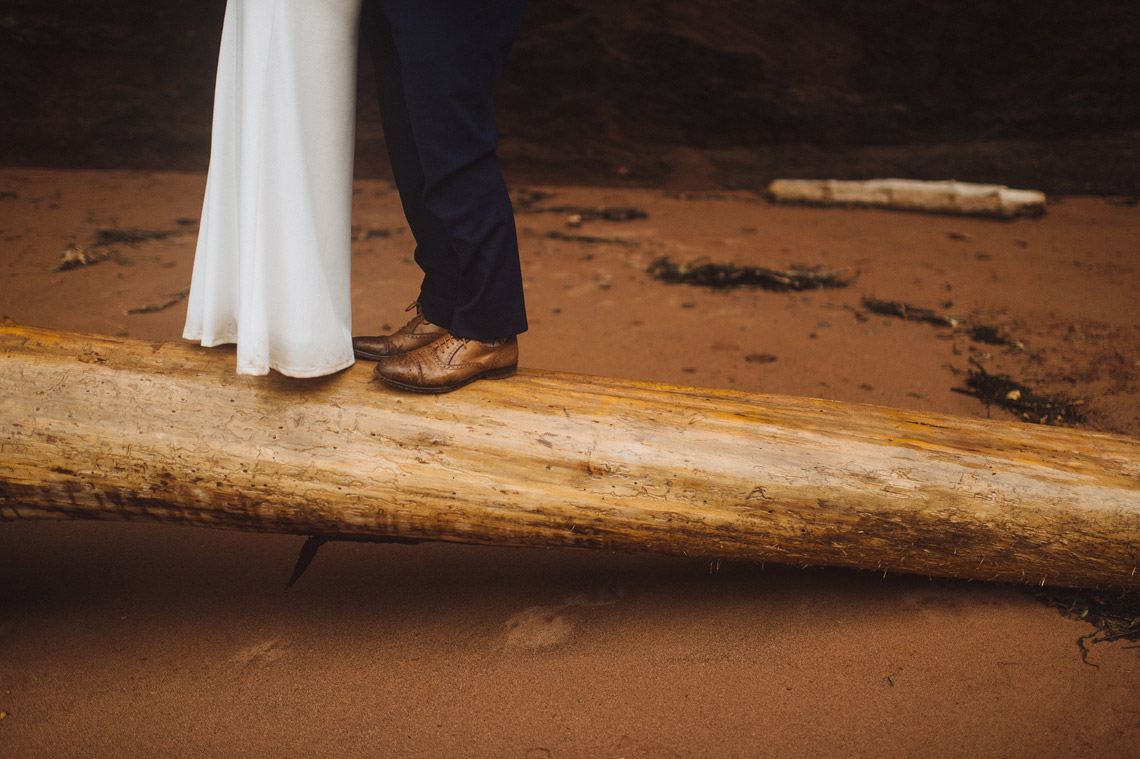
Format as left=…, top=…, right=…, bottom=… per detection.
left=2, top=325, right=1139, bottom=589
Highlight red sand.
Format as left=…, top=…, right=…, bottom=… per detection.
left=1, top=169, right=1139, bottom=757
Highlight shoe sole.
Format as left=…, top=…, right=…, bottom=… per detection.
left=373, top=364, right=518, bottom=394
left=353, top=348, right=390, bottom=361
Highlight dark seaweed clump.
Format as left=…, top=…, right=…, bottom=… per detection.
left=862, top=296, right=954, bottom=327
left=955, top=359, right=1084, bottom=425
left=1033, top=588, right=1140, bottom=666
left=648, top=257, right=853, bottom=291
left=93, top=228, right=178, bottom=246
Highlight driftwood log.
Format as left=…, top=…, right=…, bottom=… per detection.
left=767, top=178, right=1047, bottom=218
left=2, top=325, right=1139, bottom=590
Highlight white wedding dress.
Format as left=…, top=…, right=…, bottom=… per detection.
left=184, top=0, right=362, bottom=377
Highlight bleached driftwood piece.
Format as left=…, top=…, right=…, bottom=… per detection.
left=768, top=178, right=1047, bottom=218
left=2, top=325, right=1138, bottom=589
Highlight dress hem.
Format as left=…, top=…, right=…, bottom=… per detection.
left=182, top=334, right=355, bottom=379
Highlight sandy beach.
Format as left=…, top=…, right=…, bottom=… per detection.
left=1, top=168, right=1138, bottom=757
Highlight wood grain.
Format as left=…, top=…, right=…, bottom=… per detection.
left=2, top=325, right=1138, bottom=589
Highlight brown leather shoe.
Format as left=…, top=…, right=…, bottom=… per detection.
left=372, top=334, right=518, bottom=393
left=352, top=302, right=448, bottom=360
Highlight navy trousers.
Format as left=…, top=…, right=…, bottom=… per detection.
left=361, top=0, right=528, bottom=341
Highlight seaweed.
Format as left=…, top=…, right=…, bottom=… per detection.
left=953, top=358, right=1084, bottom=425
left=50, top=246, right=115, bottom=271
left=861, top=296, right=956, bottom=328
left=51, top=226, right=186, bottom=272
left=511, top=188, right=558, bottom=210
left=967, top=324, right=1015, bottom=346
left=647, top=256, right=853, bottom=291
left=545, top=206, right=648, bottom=223
left=126, top=290, right=189, bottom=315
left=1032, top=588, right=1140, bottom=666
left=546, top=231, right=638, bottom=246
left=745, top=353, right=778, bottom=364
left=352, top=226, right=402, bottom=241
left=516, top=198, right=648, bottom=224
left=861, top=297, right=1021, bottom=347
left=93, top=228, right=178, bottom=246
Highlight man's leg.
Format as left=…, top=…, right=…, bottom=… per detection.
left=359, top=2, right=460, bottom=325
left=373, top=0, right=528, bottom=342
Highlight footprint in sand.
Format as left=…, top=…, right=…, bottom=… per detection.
left=505, top=606, right=574, bottom=649
left=229, top=638, right=287, bottom=666
left=505, top=591, right=621, bottom=650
